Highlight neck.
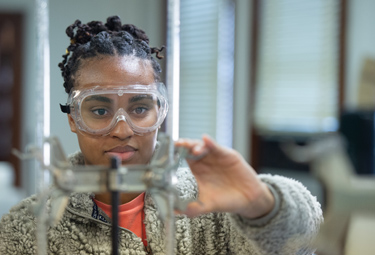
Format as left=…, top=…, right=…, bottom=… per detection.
left=95, top=192, right=142, bottom=205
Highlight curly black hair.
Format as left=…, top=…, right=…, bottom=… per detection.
left=58, top=15, right=165, bottom=94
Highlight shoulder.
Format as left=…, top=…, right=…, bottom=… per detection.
left=68, top=151, right=85, bottom=166
left=0, top=195, right=38, bottom=254
left=1, top=194, right=38, bottom=224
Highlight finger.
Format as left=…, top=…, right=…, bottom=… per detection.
left=181, top=200, right=209, bottom=218
left=201, top=134, right=222, bottom=157
left=175, top=138, right=198, bottom=148
left=201, top=134, right=217, bottom=151
left=176, top=136, right=216, bottom=151
left=191, top=142, right=207, bottom=156
left=175, top=138, right=207, bottom=155
left=201, top=134, right=236, bottom=159
left=185, top=150, right=208, bottom=161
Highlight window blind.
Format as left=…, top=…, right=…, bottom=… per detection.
left=180, top=0, right=234, bottom=147
left=254, top=0, right=339, bottom=135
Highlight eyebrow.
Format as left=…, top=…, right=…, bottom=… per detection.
left=85, top=95, right=113, bottom=103
left=129, top=94, right=155, bottom=103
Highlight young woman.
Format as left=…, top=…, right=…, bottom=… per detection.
left=0, top=16, right=323, bottom=254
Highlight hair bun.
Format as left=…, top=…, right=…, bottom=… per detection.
left=66, top=20, right=81, bottom=39
left=121, top=24, right=149, bottom=44
left=87, top=21, right=107, bottom=35
left=105, top=15, right=122, bottom=32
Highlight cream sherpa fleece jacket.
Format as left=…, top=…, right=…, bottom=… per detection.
left=0, top=152, right=323, bottom=254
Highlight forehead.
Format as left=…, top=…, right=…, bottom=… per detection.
left=74, top=56, right=155, bottom=90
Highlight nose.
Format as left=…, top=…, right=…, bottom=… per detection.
left=109, top=117, right=134, bottom=140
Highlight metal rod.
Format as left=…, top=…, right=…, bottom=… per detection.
left=166, top=0, right=180, bottom=141
left=165, top=189, right=175, bottom=255
left=111, top=157, right=120, bottom=255
left=35, top=0, right=50, bottom=254
left=35, top=0, right=51, bottom=187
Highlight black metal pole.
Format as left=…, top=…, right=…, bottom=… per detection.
left=111, top=157, right=120, bottom=255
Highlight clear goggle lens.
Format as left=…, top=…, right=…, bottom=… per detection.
left=80, top=93, right=160, bottom=131
left=67, top=83, right=169, bottom=136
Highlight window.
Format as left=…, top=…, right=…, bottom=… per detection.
left=180, top=0, right=235, bottom=147
left=254, top=0, right=340, bottom=135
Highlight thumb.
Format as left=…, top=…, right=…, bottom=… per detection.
left=202, top=134, right=226, bottom=156
left=181, top=200, right=211, bottom=218
left=201, top=134, right=217, bottom=150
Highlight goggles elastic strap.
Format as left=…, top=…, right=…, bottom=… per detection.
left=60, top=104, right=71, bottom=114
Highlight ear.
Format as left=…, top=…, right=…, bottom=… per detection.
left=67, top=114, right=77, bottom=133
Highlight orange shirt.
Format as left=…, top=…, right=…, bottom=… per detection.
left=93, top=192, right=147, bottom=247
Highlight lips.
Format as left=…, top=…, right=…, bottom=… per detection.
left=108, top=146, right=136, bottom=153
left=105, top=145, right=137, bottom=162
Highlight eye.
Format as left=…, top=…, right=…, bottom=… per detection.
left=92, top=108, right=108, bottom=116
left=133, top=107, right=148, bottom=115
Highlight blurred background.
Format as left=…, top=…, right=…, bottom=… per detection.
left=0, top=1, right=374, bottom=250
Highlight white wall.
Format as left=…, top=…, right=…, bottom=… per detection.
left=346, top=0, right=375, bottom=110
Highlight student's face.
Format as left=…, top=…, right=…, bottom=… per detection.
left=67, top=56, right=158, bottom=166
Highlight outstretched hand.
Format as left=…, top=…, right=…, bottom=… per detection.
left=175, top=135, right=275, bottom=219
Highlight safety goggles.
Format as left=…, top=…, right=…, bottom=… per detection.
left=60, top=83, right=169, bottom=136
